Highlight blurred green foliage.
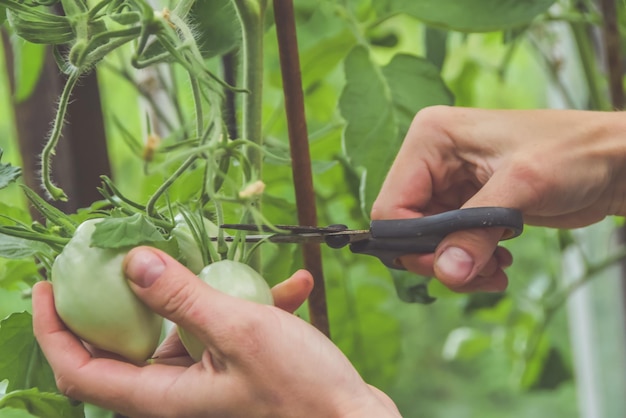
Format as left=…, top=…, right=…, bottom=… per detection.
left=1, top=0, right=625, bottom=417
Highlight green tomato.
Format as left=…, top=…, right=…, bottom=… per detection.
left=51, top=219, right=163, bottom=363
left=178, top=260, right=274, bottom=361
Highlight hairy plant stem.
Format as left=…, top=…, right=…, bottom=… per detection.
left=190, top=76, right=204, bottom=137
left=41, top=69, right=80, bottom=201
left=232, top=0, right=266, bottom=271
left=231, top=1, right=266, bottom=164
left=146, top=155, right=197, bottom=216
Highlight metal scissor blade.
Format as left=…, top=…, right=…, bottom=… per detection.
left=221, top=223, right=349, bottom=234
left=212, top=233, right=328, bottom=244
left=214, top=230, right=372, bottom=247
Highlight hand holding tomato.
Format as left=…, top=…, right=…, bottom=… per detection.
left=33, top=247, right=400, bottom=418
left=372, top=106, right=626, bottom=292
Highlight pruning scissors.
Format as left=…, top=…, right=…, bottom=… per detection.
left=221, top=207, right=524, bottom=270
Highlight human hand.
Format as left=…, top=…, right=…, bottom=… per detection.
left=371, top=106, right=626, bottom=292
left=33, top=247, right=400, bottom=418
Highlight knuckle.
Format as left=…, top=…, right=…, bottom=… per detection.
left=412, top=105, right=453, bottom=127
left=55, top=373, right=79, bottom=399
left=160, top=279, right=201, bottom=322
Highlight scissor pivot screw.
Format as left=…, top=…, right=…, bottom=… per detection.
left=324, top=224, right=350, bottom=248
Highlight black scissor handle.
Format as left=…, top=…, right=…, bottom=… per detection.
left=350, top=207, right=523, bottom=270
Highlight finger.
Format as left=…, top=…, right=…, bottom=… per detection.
left=453, top=268, right=509, bottom=293
left=32, top=282, right=166, bottom=415
left=396, top=253, right=436, bottom=277
left=32, top=281, right=95, bottom=370
left=152, top=327, right=194, bottom=366
left=271, top=270, right=314, bottom=313
left=433, top=226, right=506, bottom=289
left=368, top=385, right=402, bottom=415
left=399, top=249, right=510, bottom=292
left=123, top=247, right=256, bottom=356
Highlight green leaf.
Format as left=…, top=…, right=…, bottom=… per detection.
left=300, top=31, right=356, bottom=90
left=0, top=259, right=41, bottom=290
left=463, top=292, right=506, bottom=314
left=189, top=0, right=241, bottom=58
left=442, top=327, right=492, bottom=360
left=0, top=407, right=39, bottom=418
left=0, top=388, right=84, bottom=418
left=0, top=202, right=31, bottom=225
left=11, top=40, right=46, bottom=103
left=1, top=7, right=6, bottom=26
left=339, top=46, right=452, bottom=215
left=339, top=46, right=397, bottom=216
left=390, top=270, right=436, bottom=304
left=90, top=214, right=165, bottom=249
left=0, top=312, right=57, bottom=393
left=0, top=150, right=21, bottom=189
left=530, top=347, right=572, bottom=390
left=332, top=272, right=402, bottom=388
left=381, top=53, right=454, bottom=134
left=385, top=0, right=556, bottom=32
left=0, top=235, right=50, bottom=260
left=424, top=27, right=448, bottom=70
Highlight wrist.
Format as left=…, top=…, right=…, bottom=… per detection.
left=604, top=112, right=626, bottom=216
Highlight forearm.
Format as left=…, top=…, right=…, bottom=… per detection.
left=585, top=111, right=626, bottom=217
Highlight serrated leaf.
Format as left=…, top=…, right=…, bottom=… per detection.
left=339, top=46, right=397, bottom=216
left=383, top=0, right=556, bottom=32
left=0, top=388, right=84, bottom=418
left=0, top=312, right=57, bottom=393
left=0, top=149, right=21, bottom=189
left=381, top=53, right=454, bottom=133
left=339, top=47, right=452, bottom=215
left=90, top=214, right=165, bottom=249
left=0, top=234, right=51, bottom=259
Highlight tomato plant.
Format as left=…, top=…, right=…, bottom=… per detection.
left=0, top=0, right=625, bottom=417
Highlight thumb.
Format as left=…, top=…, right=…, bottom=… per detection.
left=434, top=175, right=523, bottom=290
left=123, top=246, right=240, bottom=350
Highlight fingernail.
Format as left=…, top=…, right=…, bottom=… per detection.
left=125, top=249, right=165, bottom=288
left=436, top=247, right=474, bottom=284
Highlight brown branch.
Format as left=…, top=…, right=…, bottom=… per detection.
left=273, top=0, right=330, bottom=337
left=599, top=0, right=624, bottom=109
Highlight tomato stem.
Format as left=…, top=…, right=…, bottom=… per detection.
left=40, top=69, right=80, bottom=201
left=231, top=0, right=266, bottom=271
